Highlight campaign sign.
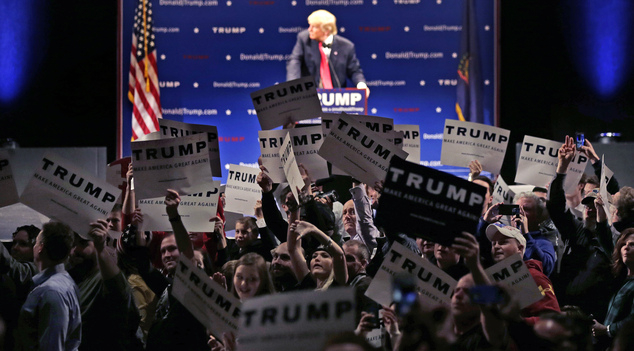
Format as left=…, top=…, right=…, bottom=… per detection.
left=259, top=127, right=329, bottom=183
left=319, top=114, right=408, bottom=186
left=318, top=88, right=367, bottom=114
left=224, top=164, right=261, bottom=215
left=131, top=133, right=212, bottom=200
left=395, top=124, right=421, bottom=163
left=389, top=130, right=405, bottom=149
left=237, top=287, right=355, bottom=351
left=280, top=134, right=304, bottom=202
left=172, top=257, right=241, bottom=339
left=288, top=126, right=329, bottom=180
left=599, top=156, right=614, bottom=217
left=138, top=181, right=221, bottom=232
left=20, top=153, right=120, bottom=238
left=365, top=242, right=457, bottom=307
left=484, top=253, right=543, bottom=309
left=514, top=136, right=588, bottom=192
left=321, top=113, right=395, bottom=176
left=258, top=129, right=287, bottom=183
left=158, top=119, right=222, bottom=177
left=321, top=113, right=394, bottom=136
left=440, top=119, right=510, bottom=175
left=492, top=175, right=515, bottom=205
left=375, top=157, right=486, bottom=245
left=251, top=77, right=322, bottom=130
left=0, top=150, right=20, bottom=208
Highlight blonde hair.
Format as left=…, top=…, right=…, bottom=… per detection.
left=307, top=9, right=337, bottom=35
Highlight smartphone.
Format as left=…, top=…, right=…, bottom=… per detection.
left=392, top=273, right=417, bottom=316
left=366, top=304, right=381, bottom=329
left=498, top=204, right=520, bottom=216
left=468, top=285, right=504, bottom=305
left=575, top=132, right=585, bottom=150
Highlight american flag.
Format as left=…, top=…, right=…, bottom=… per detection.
left=128, top=0, right=161, bottom=140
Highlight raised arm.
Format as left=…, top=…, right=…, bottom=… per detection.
left=452, top=232, right=508, bottom=349
left=88, top=219, right=121, bottom=280
left=581, top=139, right=620, bottom=194
left=165, top=189, right=194, bottom=260
left=287, top=210, right=309, bottom=282
left=122, top=162, right=136, bottom=227
left=547, top=136, right=583, bottom=242
left=349, top=183, right=380, bottom=252
left=294, top=220, right=348, bottom=285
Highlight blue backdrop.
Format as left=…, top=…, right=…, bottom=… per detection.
left=119, top=0, right=495, bottom=183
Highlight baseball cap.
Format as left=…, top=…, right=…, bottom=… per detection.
left=581, top=188, right=599, bottom=206
left=485, top=224, right=526, bottom=248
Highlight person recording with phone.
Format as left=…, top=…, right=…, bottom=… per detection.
left=476, top=196, right=557, bottom=276
left=286, top=9, right=369, bottom=98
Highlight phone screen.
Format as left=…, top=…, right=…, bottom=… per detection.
left=575, top=133, right=585, bottom=150
left=468, top=285, right=504, bottom=305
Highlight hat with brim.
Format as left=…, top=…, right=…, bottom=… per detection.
left=485, top=224, right=526, bottom=248
left=581, top=189, right=600, bottom=206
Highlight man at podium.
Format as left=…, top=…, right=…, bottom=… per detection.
left=287, top=9, right=370, bottom=98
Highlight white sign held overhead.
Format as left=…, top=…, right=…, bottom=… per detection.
left=138, top=182, right=221, bottom=232
left=251, top=77, right=322, bottom=130
left=318, top=114, right=408, bottom=186
left=395, top=124, right=421, bottom=163
left=20, top=153, right=121, bottom=238
left=440, top=119, right=510, bottom=175
left=131, top=133, right=213, bottom=200
left=514, top=135, right=588, bottom=193
left=224, top=164, right=262, bottom=215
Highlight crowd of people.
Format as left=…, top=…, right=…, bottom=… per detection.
left=1, top=134, right=634, bottom=351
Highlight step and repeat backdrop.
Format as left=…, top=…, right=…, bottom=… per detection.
left=119, top=0, right=495, bottom=183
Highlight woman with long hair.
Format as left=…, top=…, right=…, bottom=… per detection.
left=230, top=252, right=275, bottom=300
left=287, top=207, right=347, bottom=290
left=592, top=228, right=634, bottom=349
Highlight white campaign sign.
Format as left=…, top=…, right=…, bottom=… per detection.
left=289, top=126, right=329, bottom=180
left=484, top=253, right=543, bottom=309
left=321, top=113, right=395, bottom=176
left=319, top=114, right=409, bottom=186
left=514, top=135, right=588, bottom=193
left=440, top=119, right=510, bottom=175
left=224, top=164, right=262, bottom=215
left=280, top=134, right=304, bottom=202
left=259, top=127, right=329, bottom=183
left=131, top=133, right=212, bottom=200
left=492, top=175, right=515, bottom=205
left=600, top=155, right=614, bottom=218
left=138, top=181, right=221, bottom=232
left=258, top=129, right=288, bottom=183
left=395, top=124, right=421, bottom=163
left=20, top=153, right=121, bottom=238
left=251, top=77, right=322, bottom=130
left=321, top=113, right=394, bottom=136
left=158, top=119, right=222, bottom=177
left=0, top=149, right=19, bottom=208
left=172, top=258, right=241, bottom=339
left=237, top=288, right=355, bottom=351
left=365, top=242, right=457, bottom=307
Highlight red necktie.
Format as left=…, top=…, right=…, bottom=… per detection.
left=319, top=42, right=333, bottom=89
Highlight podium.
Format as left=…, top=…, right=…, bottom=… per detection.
left=317, top=88, right=367, bottom=115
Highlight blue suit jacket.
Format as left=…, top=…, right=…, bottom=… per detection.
left=286, top=30, right=366, bottom=88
